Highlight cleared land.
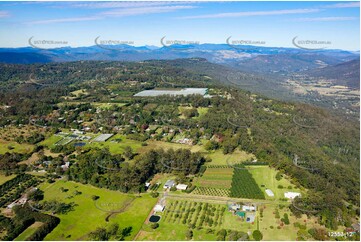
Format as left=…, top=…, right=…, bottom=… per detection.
left=39, top=180, right=157, bottom=241
left=248, top=166, right=302, bottom=200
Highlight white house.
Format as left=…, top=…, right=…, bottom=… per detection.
left=154, top=204, right=165, bottom=212
left=265, top=189, right=275, bottom=197
left=284, top=192, right=301, bottom=200
left=176, top=184, right=188, bottom=190
left=242, top=205, right=256, bottom=211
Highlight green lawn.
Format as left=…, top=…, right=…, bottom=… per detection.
left=86, top=134, right=143, bottom=155
left=14, top=222, right=43, bottom=241
left=205, top=149, right=255, bottom=166
left=38, top=180, right=157, bottom=241
left=248, top=166, right=302, bottom=201
left=39, top=135, right=63, bottom=148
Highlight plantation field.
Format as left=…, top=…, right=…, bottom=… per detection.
left=137, top=198, right=256, bottom=240
left=0, top=139, right=34, bottom=154
left=14, top=222, right=43, bottom=241
left=249, top=166, right=302, bottom=200
left=194, top=167, right=233, bottom=189
left=38, top=180, right=157, bottom=240
left=230, top=168, right=265, bottom=199
left=162, top=200, right=226, bottom=228
left=192, top=187, right=230, bottom=197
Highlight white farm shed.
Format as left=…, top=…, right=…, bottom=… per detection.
left=265, top=189, right=274, bottom=197
left=284, top=192, right=301, bottom=199
left=176, top=184, right=188, bottom=190
left=154, top=204, right=165, bottom=212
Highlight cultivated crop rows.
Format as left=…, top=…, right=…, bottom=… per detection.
left=230, top=169, right=265, bottom=199
left=192, top=187, right=230, bottom=197
left=163, top=200, right=226, bottom=228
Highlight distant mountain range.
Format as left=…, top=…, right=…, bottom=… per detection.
left=0, top=44, right=359, bottom=95
left=0, top=44, right=358, bottom=67
left=303, top=58, right=360, bottom=89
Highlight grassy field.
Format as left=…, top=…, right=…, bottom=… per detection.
left=0, top=139, right=34, bottom=154
left=136, top=222, right=217, bottom=241
left=38, top=179, right=157, bottom=240
left=258, top=203, right=323, bottom=241
left=0, top=174, right=16, bottom=185
left=136, top=198, right=256, bottom=241
left=205, top=149, right=255, bottom=166
left=14, top=222, right=43, bottom=241
left=248, top=166, right=302, bottom=201
left=86, top=134, right=143, bottom=155
left=194, top=167, right=233, bottom=189
left=39, top=135, right=63, bottom=148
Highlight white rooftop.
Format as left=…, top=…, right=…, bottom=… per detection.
left=134, top=88, right=208, bottom=97
left=265, top=189, right=274, bottom=197
left=284, top=192, right=301, bottom=199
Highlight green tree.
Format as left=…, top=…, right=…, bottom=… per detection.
left=252, top=230, right=263, bottom=241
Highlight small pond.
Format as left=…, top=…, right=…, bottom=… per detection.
left=149, top=215, right=161, bottom=223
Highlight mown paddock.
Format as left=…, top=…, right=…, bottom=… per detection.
left=38, top=180, right=157, bottom=241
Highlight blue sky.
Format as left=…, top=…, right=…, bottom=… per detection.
left=0, top=1, right=359, bottom=50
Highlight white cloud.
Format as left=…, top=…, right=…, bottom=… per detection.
left=27, top=16, right=102, bottom=25
left=294, top=16, right=358, bottom=22
left=180, top=8, right=321, bottom=19
left=0, top=11, right=10, bottom=18
left=71, top=1, right=190, bottom=9
left=101, top=5, right=196, bottom=17
left=324, top=2, right=360, bottom=8
left=25, top=4, right=196, bottom=25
